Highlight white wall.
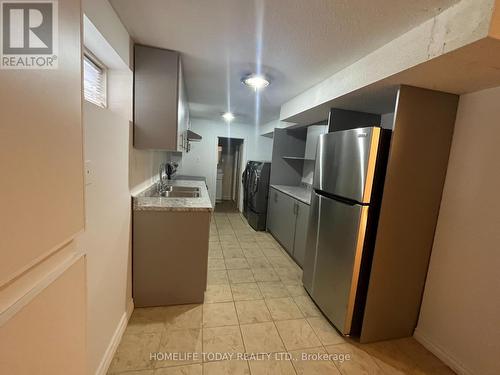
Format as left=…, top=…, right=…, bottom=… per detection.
left=129, top=138, right=170, bottom=195
left=80, top=9, right=168, bottom=375
left=279, top=0, right=496, bottom=122
left=259, top=119, right=293, bottom=136
left=178, top=118, right=273, bottom=208
left=415, top=86, right=500, bottom=375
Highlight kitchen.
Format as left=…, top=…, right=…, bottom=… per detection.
left=1, top=1, right=500, bottom=375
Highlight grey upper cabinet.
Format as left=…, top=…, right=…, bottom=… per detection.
left=267, top=188, right=296, bottom=252
left=267, top=187, right=311, bottom=267
left=293, top=200, right=310, bottom=267
left=134, top=44, right=189, bottom=151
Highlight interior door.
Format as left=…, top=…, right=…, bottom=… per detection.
left=312, top=194, right=367, bottom=334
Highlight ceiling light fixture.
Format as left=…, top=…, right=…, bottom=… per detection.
left=222, top=112, right=235, bottom=122
left=242, top=74, right=270, bottom=90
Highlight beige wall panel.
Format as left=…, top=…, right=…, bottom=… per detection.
left=489, top=0, right=500, bottom=39
left=0, top=0, right=84, bottom=285
left=0, top=257, right=87, bottom=375
left=416, top=86, right=500, bottom=375
left=360, top=86, right=458, bottom=342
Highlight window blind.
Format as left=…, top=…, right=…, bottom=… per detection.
left=83, top=55, right=106, bottom=108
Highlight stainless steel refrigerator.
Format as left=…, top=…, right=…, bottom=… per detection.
left=303, top=126, right=391, bottom=336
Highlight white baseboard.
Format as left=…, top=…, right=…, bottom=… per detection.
left=126, top=298, right=134, bottom=320
left=414, top=328, right=474, bottom=375
left=94, top=299, right=134, bottom=375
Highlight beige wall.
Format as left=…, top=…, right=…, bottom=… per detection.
left=81, top=10, right=168, bottom=375
left=0, top=258, right=87, bottom=375
left=79, top=100, right=133, bottom=375
left=0, top=0, right=87, bottom=374
left=83, top=0, right=131, bottom=65
left=0, top=0, right=84, bottom=287
left=416, top=86, right=500, bottom=375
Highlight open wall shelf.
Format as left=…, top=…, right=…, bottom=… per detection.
left=282, top=156, right=315, bottom=161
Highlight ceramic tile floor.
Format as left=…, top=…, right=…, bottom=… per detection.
left=108, top=212, right=456, bottom=375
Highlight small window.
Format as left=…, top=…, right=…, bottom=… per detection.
left=83, top=53, right=107, bottom=108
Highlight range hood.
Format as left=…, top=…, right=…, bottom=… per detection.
left=186, top=130, right=202, bottom=142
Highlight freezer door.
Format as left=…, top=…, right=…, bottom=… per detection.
left=310, top=193, right=369, bottom=334
left=314, top=127, right=380, bottom=204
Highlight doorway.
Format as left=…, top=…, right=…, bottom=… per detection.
left=216, top=137, right=244, bottom=213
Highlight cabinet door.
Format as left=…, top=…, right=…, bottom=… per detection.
left=134, top=45, right=179, bottom=150
left=267, top=188, right=296, bottom=253
left=177, top=59, right=188, bottom=152
left=293, top=201, right=310, bottom=267
left=266, top=188, right=280, bottom=237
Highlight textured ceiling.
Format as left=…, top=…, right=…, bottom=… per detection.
left=110, top=0, right=459, bottom=124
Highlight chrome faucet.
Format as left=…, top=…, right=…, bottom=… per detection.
left=157, top=163, right=168, bottom=194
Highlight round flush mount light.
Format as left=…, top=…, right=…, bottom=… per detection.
left=242, top=74, right=270, bottom=90
left=222, top=112, right=235, bottom=122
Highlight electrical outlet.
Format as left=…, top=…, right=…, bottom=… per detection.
left=85, top=160, right=94, bottom=185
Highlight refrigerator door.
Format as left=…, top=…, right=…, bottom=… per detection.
left=302, top=191, right=320, bottom=293
left=314, top=127, right=380, bottom=204
left=307, top=192, right=369, bottom=334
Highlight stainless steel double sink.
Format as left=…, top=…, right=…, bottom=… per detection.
left=150, top=185, right=201, bottom=198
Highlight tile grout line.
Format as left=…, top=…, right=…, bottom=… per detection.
left=124, top=212, right=439, bottom=375
left=222, top=213, right=252, bottom=374
left=211, top=211, right=314, bottom=374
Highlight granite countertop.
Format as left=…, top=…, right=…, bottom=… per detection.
left=133, top=179, right=213, bottom=212
left=271, top=184, right=312, bottom=205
